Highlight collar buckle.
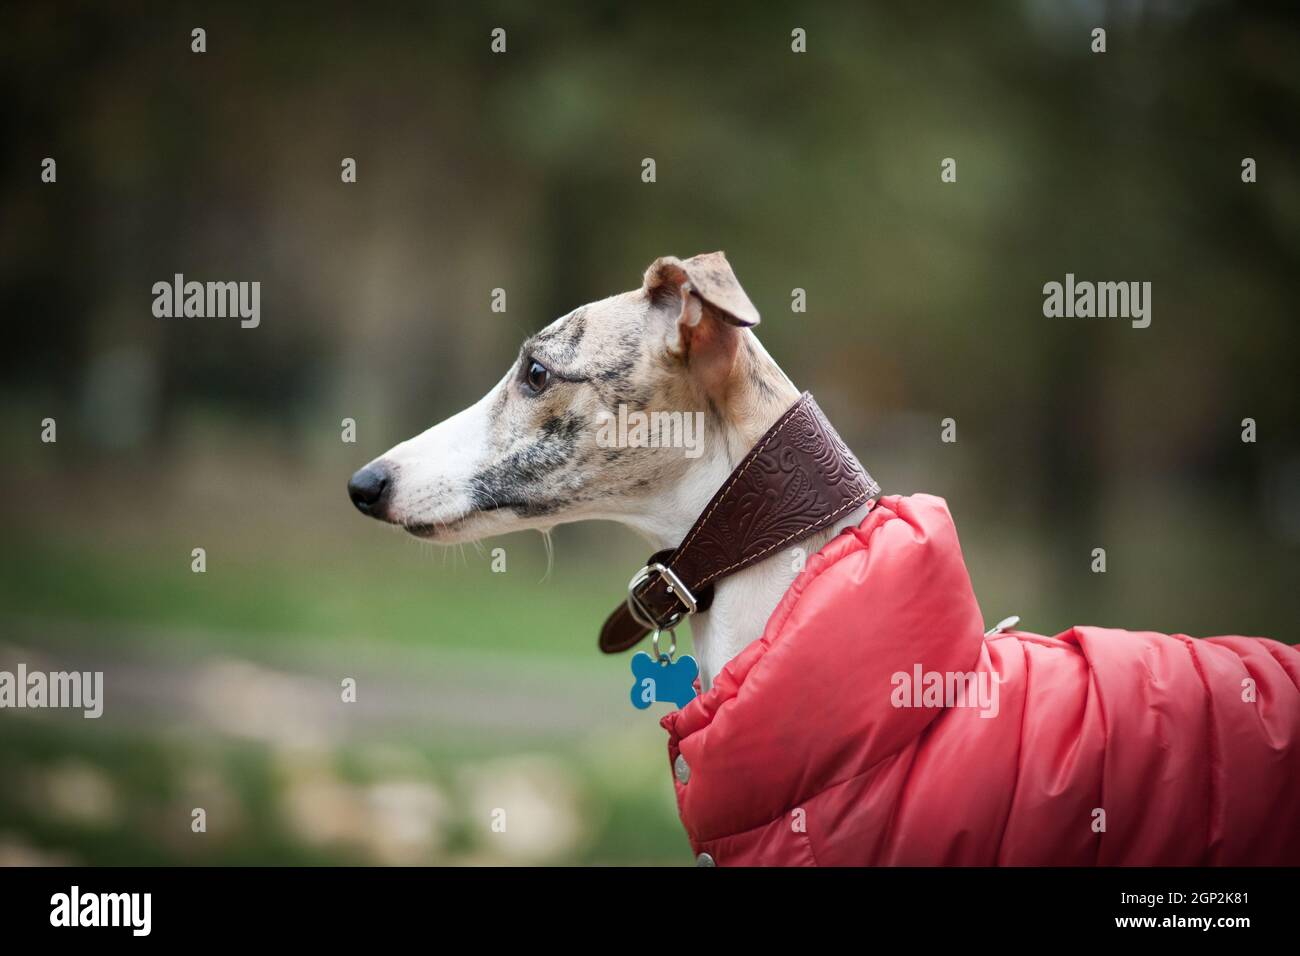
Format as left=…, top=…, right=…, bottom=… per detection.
left=626, top=562, right=697, bottom=632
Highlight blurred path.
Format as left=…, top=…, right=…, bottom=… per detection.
left=0, top=614, right=640, bottom=745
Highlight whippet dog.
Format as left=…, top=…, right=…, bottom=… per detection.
left=347, top=252, right=871, bottom=686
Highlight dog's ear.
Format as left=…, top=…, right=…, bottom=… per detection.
left=642, top=251, right=760, bottom=329
left=643, top=252, right=760, bottom=391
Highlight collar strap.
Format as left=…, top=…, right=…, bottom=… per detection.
left=598, top=392, right=880, bottom=654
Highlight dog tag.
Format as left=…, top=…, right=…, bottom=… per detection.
left=629, top=652, right=698, bottom=710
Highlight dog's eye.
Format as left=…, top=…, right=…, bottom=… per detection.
left=524, top=359, right=551, bottom=394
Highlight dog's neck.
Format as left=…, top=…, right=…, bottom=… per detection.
left=618, top=334, right=870, bottom=688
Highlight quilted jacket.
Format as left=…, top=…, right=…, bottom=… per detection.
left=662, top=494, right=1300, bottom=865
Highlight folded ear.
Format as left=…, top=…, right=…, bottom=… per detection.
left=643, top=252, right=759, bottom=391
left=642, top=251, right=760, bottom=329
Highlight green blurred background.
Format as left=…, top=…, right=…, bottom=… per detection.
left=1, top=1, right=1297, bottom=865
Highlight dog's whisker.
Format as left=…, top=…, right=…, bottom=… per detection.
left=539, top=528, right=555, bottom=583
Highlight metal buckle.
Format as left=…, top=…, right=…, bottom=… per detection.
left=626, top=562, right=697, bottom=632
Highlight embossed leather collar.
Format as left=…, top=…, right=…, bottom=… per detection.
left=599, top=392, right=880, bottom=653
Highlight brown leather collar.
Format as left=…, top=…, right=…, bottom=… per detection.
left=599, top=392, right=880, bottom=653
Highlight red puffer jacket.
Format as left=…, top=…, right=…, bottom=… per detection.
left=662, top=494, right=1300, bottom=865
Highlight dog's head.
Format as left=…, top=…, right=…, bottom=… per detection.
left=348, top=251, right=788, bottom=543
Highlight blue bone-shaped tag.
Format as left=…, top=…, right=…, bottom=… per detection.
left=630, top=652, right=699, bottom=710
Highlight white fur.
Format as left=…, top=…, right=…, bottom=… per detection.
left=382, top=384, right=498, bottom=524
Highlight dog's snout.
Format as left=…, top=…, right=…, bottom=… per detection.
left=348, top=463, right=392, bottom=518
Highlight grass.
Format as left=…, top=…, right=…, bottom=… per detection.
left=0, top=531, right=642, bottom=659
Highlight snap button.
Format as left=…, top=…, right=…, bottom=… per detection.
left=674, top=754, right=690, bottom=784
left=696, top=852, right=715, bottom=867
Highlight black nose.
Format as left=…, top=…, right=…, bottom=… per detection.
left=348, top=463, right=392, bottom=518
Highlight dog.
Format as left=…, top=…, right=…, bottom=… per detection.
left=347, top=251, right=869, bottom=686
left=348, top=252, right=1300, bottom=865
